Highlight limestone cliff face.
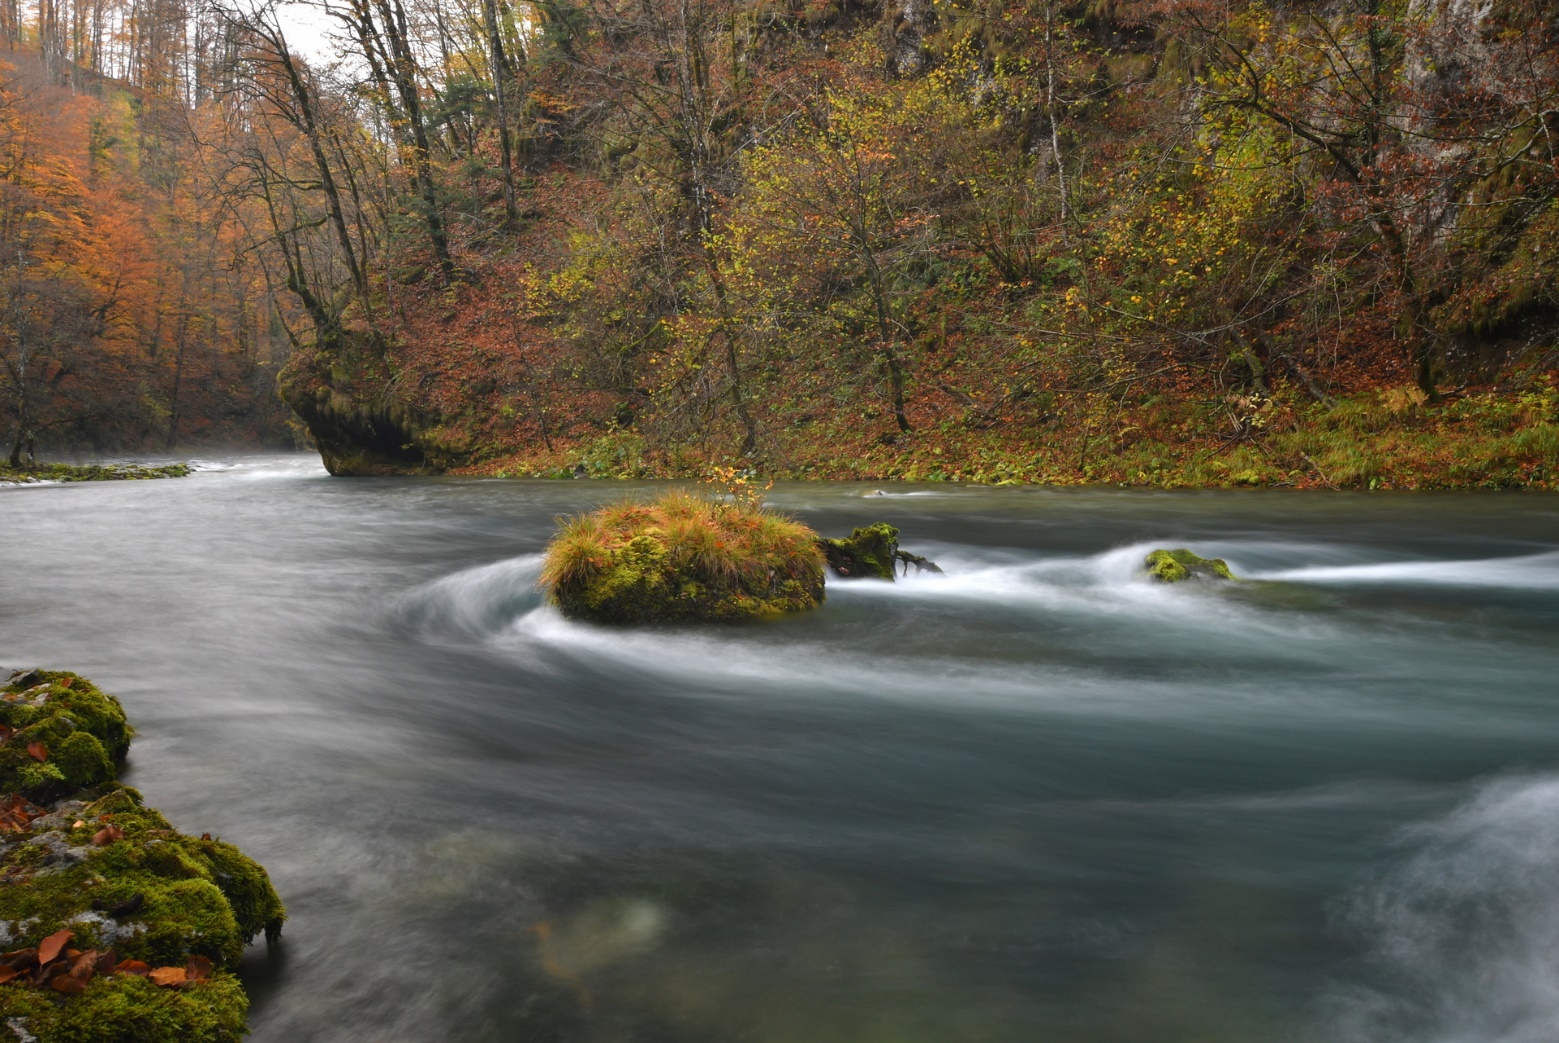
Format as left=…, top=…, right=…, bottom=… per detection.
left=277, top=334, right=448, bottom=477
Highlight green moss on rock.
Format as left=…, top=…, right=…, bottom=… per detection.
left=819, top=523, right=902, bottom=580
left=0, top=673, right=283, bottom=1042
left=0, top=972, right=248, bottom=1043
left=1144, top=548, right=1236, bottom=583
left=540, top=493, right=826, bottom=624
left=0, top=671, right=132, bottom=802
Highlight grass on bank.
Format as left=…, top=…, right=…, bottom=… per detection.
left=473, top=378, right=1559, bottom=490
left=0, top=463, right=192, bottom=484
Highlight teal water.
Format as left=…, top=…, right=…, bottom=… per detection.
left=4, top=455, right=1558, bottom=1042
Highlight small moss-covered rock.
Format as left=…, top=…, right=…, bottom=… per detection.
left=1144, top=548, right=1235, bottom=583
left=820, top=523, right=901, bottom=580
left=0, top=671, right=132, bottom=802
left=540, top=493, right=826, bottom=624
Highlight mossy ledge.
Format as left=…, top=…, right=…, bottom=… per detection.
left=0, top=670, right=283, bottom=1042
left=540, top=493, right=827, bottom=624
left=1144, top=548, right=1236, bottom=583
left=0, top=464, right=191, bottom=485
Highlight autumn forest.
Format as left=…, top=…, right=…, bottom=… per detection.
left=2, top=0, right=1557, bottom=486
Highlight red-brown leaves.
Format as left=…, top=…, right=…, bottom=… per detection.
left=37, top=930, right=71, bottom=965
left=0, top=794, right=45, bottom=832
left=25, top=742, right=47, bottom=762
left=0, top=931, right=212, bottom=994
left=51, top=951, right=98, bottom=992
left=91, top=824, right=124, bottom=846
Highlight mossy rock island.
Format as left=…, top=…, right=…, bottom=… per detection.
left=1144, top=548, right=1236, bottom=583
left=540, top=493, right=827, bottom=624
left=0, top=670, right=283, bottom=1042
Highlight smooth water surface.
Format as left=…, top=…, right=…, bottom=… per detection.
left=4, top=456, right=1559, bottom=1042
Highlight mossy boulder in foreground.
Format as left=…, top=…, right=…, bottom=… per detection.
left=1144, top=548, right=1235, bottom=583
left=540, top=493, right=827, bottom=623
left=0, top=670, right=283, bottom=1042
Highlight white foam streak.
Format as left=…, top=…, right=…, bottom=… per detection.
left=400, top=554, right=545, bottom=639
left=1256, top=551, right=1559, bottom=590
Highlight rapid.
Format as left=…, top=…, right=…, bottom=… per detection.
left=4, top=455, right=1558, bottom=1042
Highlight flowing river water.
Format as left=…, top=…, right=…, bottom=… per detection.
left=4, top=454, right=1559, bottom=1042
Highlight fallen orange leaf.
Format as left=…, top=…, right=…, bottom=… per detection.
left=148, top=966, right=187, bottom=987
left=0, top=966, right=17, bottom=985
left=185, top=955, right=212, bottom=981
left=91, top=825, right=123, bottom=846
left=25, top=743, right=46, bottom=763
left=114, top=959, right=150, bottom=976
left=37, top=930, right=71, bottom=965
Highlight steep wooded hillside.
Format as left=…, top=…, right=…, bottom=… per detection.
left=5, top=0, right=1558, bottom=486
left=0, top=48, right=292, bottom=463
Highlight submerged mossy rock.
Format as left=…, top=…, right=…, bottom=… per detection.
left=0, top=671, right=283, bottom=1042
left=820, top=523, right=901, bottom=580
left=1144, top=548, right=1236, bottom=583
left=541, top=494, right=826, bottom=624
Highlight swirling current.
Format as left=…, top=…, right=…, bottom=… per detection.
left=4, top=455, right=1558, bottom=1042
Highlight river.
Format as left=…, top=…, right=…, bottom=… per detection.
left=4, top=454, right=1558, bottom=1042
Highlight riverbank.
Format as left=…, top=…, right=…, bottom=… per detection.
left=0, top=670, right=282, bottom=1042
left=0, top=463, right=191, bottom=485
left=460, top=384, right=1558, bottom=491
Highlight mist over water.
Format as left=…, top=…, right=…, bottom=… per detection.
left=4, top=457, right=1558, bottom=1041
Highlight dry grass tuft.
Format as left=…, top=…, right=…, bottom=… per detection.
left=538, top=490, right=825, bottom=621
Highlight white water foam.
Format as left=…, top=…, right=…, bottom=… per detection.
left=1327, top=774, right=1559, bottom=1043
left=399, top=553, right=546, bottom=640
left=1255, top=550, right=1559, bottom=591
